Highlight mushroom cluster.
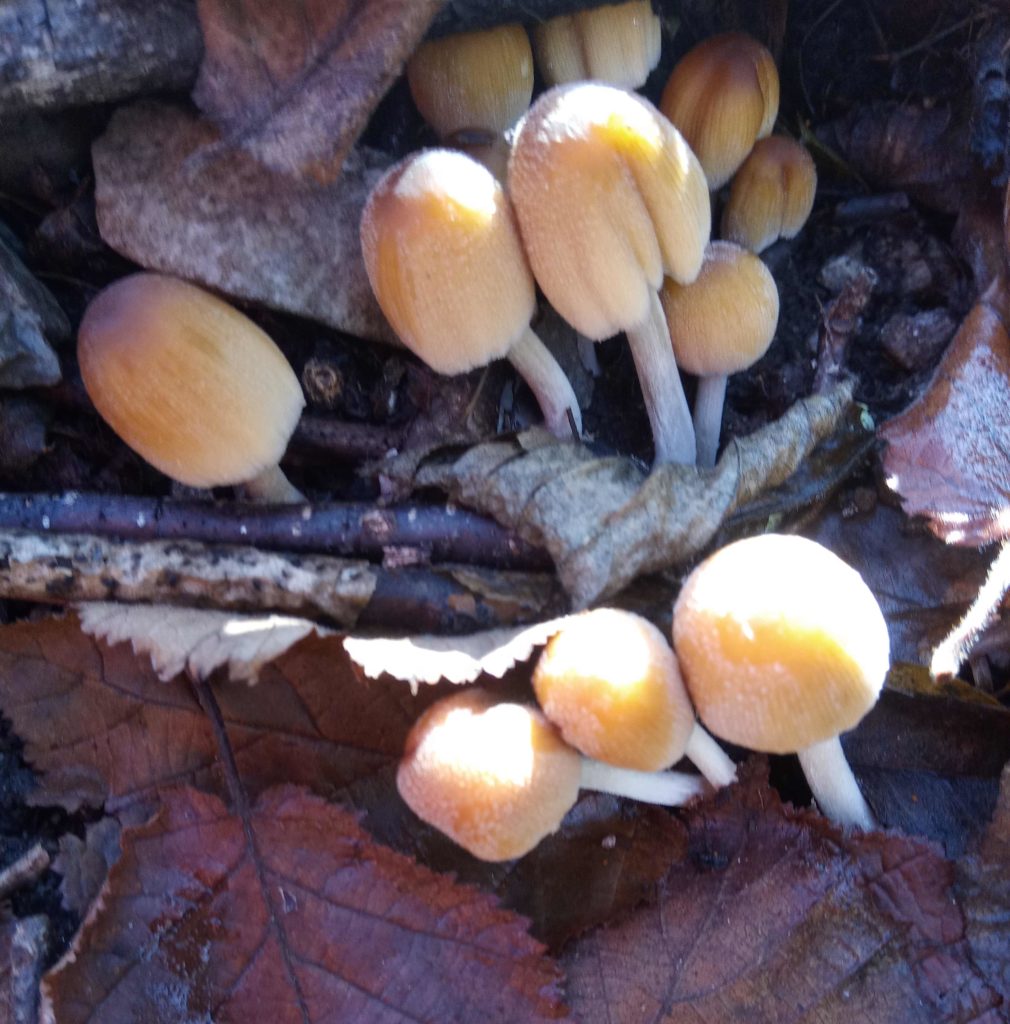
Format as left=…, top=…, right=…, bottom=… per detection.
left=364, top=11, right=818, bottom=467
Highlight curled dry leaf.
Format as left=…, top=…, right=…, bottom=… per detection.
left=564, top=760, right=1003, bottom=1024
left=881, top=286, right=1010, bottom=547
left=382, top=383, right=855, bottom=606
left=192, top=0, right=441, bottom=182
left=93, top=101, right=394, bottom=342
left=41, top=786, right=571, bottom=1024
left=344, top=615, right=573, bottom=687
left=77, top=602, right=331, bottom=684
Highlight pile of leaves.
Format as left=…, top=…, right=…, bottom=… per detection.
left=3, top=0, right=1010, bottom=1020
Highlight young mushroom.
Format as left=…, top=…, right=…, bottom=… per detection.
left=407, top=24, right=534, bottom=140
left=360, top=148, right=582, bottom=438
left=398, top=688, right=706, bottom=862
left=672, top=534, right=890, bottom=829
left=533, top=608, right=738, bottom=788
left=659, top=241, right=779, bottom=466
left=721, top=136, right=817, bottom=253
left=532, top=1, right=662, bottom=89
left=509, top=82, right=710, bottom=465
left=660, top=32, right=780, bottom=190
left=78, top=273, right=305, bottom=502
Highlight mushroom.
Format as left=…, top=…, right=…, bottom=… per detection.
left=397, top=688, right=706, bottom=861
left=660, top=32, right=779, bottom=190
left=360, top=148, right=582, bottom=438
left=78, top=273, right=305, bottom=502
left=509, top=82, right=710, bottom=465
left=407, top=23, right=534, bottom=140
left=532, top=608, right=737, bottom=787
left=659, top=241, right=779, bottom=466
left=672, top=533, right=890, bottom=829
left=721, top=136, right=817, bottom=253
left=532, top=1, right=662, bottom=89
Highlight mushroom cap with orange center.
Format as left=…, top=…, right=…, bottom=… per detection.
left=397, top=688, right=582, bottom=862
left=360, top=149, right=536, bottom=374
left=78, top=273, right=304, bottom=489
left=672, top=534, right=890, bottom=754
left=533, top=608, right=695, bottom=771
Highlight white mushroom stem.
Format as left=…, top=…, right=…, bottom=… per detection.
left=684, top=723, right=737, bottom=788
left=579, top=758, right=706, bottom=805
left=693, top=374, right=728, bottom=468
left=507, top=326, right=583, bottom=439
left=241, top=463, right=306, bottom=504
left=797, top=736, right=875, bottom=830
left=625, top=291, right=696, bottom=466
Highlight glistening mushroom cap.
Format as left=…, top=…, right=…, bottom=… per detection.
left=397, top=689, right=582, bottom=862
left=533, top=608, right=695, bottom=772
left=660, top=32, right=780, bottom=190
left=672, top=534, right=890, bottom=753
left=78, top=273, right=304, bottom=489
left=360, top=149, right=536, bottom=375
left=532, top=1, right=662, bottom=89
left=660, top=240, right=779, bottom=377
left=407, top=24, right=534, bottom=138
left=508, top=81, right=710, bottom=340
left=722, top=136, right=817, bottom=253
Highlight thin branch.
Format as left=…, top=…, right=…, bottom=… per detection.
left=0, top=492, right=550, bottom=571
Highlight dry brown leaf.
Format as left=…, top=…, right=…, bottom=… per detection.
left=77, top=602, right=330, bottom=683
left=382, top=384, right=855, bottom=606
left=563, top=762, right=1003, bottom=1024
left=93, top=101, right=394, bottom=341
left=41, top=786, right=571, bottom=1023
left=344, top=616, right=573, bottom=687
left=0, top=915, right=47, bottom=1024
left=53, top=819, right=121, bottom=918
left=192, top=0, right=440, bottom=182
left=881, top=286, right=1010, bottom=547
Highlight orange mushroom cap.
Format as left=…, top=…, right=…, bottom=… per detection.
left=397, top=688, right=582, bottom=862
left=672, top=534, right=890, bottom=754
left=533, top=608, right=695, bottom=772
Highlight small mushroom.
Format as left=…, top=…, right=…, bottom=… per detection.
left=360, top=148, right=581, bottom=437
left=660, top=32, right=779, bottom=190
left=721, top=136, right=817, bottom=253
left=532, top=1, right=662, bottom=89
left=398, top=688, right=706, bottom=861
left=659, top=241, right=779, bottom=466
left=509, top=82, right=710, bottom=465
left=672, top=533, right=890, bottom=829
left=407, top=23, right=534, bottom=140
left=78, top=273, right=305, bottom=502
left=532, top=608, right=737, bottom=788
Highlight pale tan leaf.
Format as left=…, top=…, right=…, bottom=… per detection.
left=76, top=602, right=330, bottom=683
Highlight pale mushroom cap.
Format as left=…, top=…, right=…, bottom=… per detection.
left=78, top=273, right=304, bottom=489
left=509, top=82, right=710, bottom=339
left=397, top=689, right=582, bottom=862
left=721, top=136, right=818, bottom=253
left=660, top=32, right=780, bottom=189
left=660, top=240, right=779, bottom=376
left=533, top=608, right=695, bottom=772
left=672, top=534, right=890, bottom=754
left=532, top=1, right=662, bottom=89
left=360, top=149, right=536, bottom=374
left=407, top=24, right=534, bottom=137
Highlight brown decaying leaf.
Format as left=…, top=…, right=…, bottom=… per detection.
left=93, top=101, right=394, bottom=342
left=41, top=785, right=571, bottom=1024
left=881, top=284, right=1010, bottom=547
left=53, top=818, right=122, bottom=918
left=192, top=0, right=441, bottom=182
left=0, top=915, right=48, bottom=1024
left=563, top=761, right=1003, bottom=1024
left=382, top=384, right=855, bottom=607
left=956, top=763, right=1010, bottom=1007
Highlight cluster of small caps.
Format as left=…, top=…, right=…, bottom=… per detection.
left=364, top=1, right=819, bottom=469
left=398, top=534, right=891, bottom=862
